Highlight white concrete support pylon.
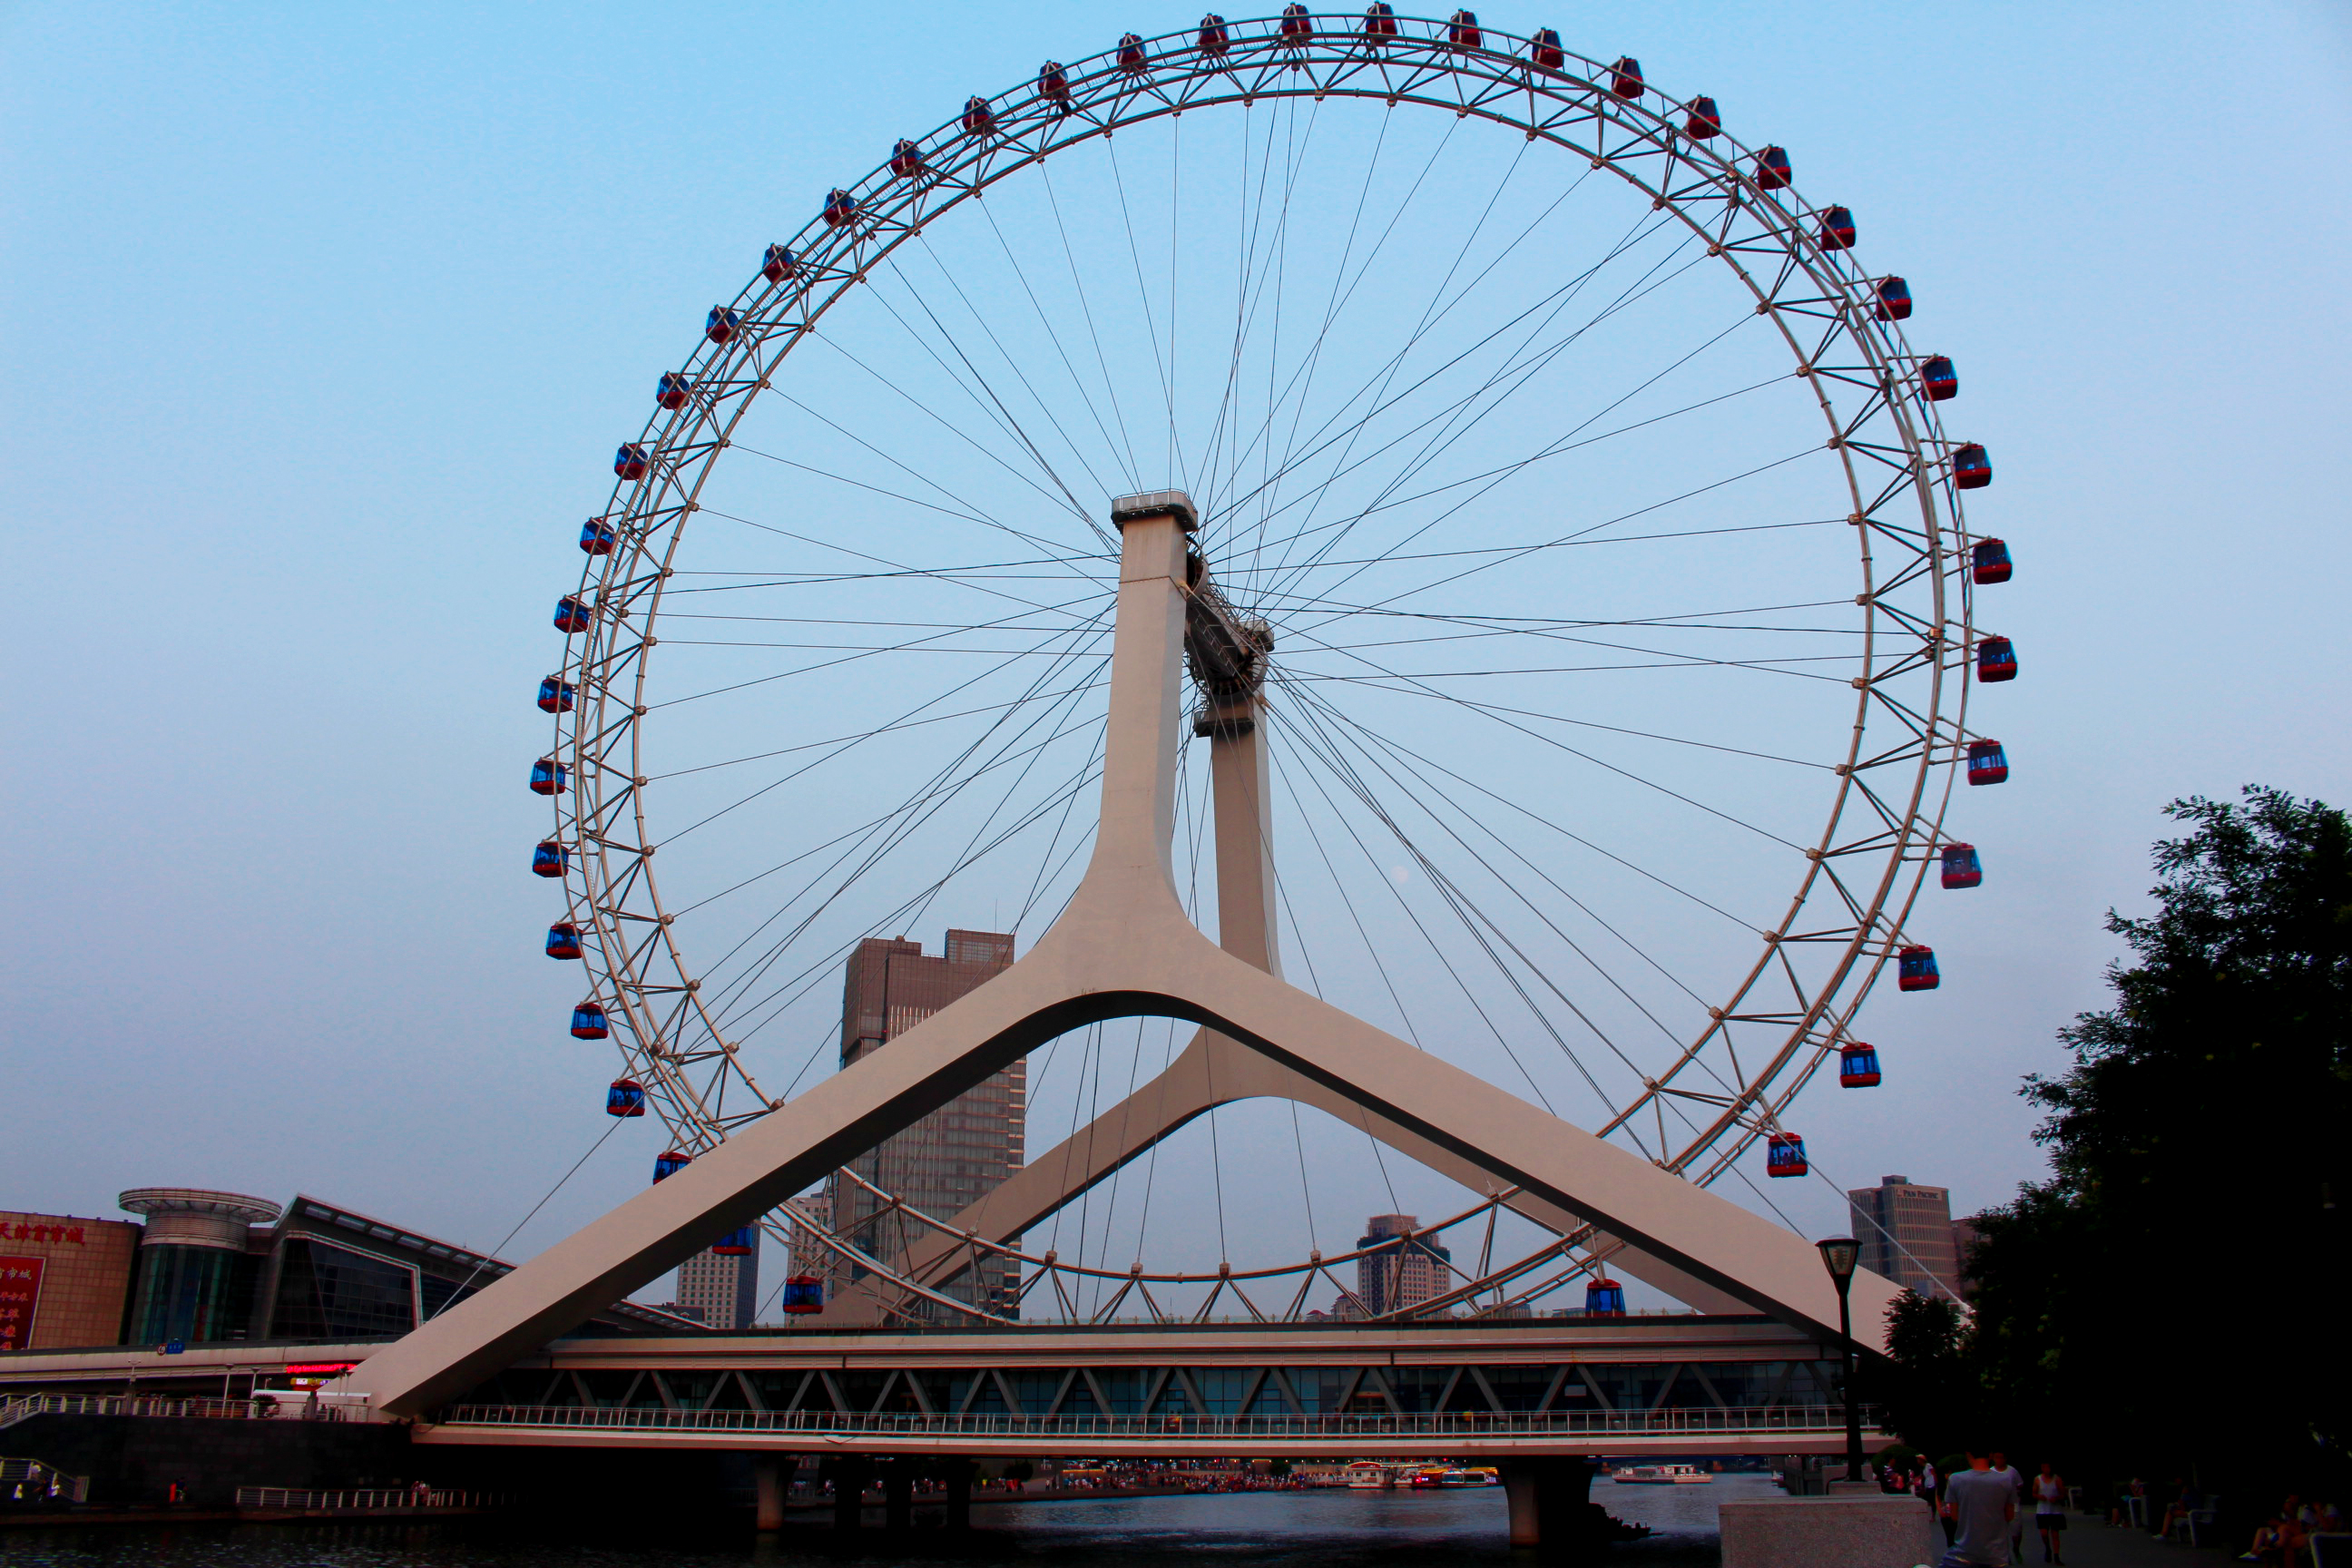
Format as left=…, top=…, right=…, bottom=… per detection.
left=348, top=495, right=1892, bottom=1418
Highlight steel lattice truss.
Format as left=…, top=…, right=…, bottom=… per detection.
left=539, top=15, right=1994, bottom=1323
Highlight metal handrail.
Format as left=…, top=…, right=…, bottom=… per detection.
left=235, top=1486, right=508, bottom=1511
left=2, top=1456, right=90, bottom=1504
left=436, top=1401, right=1876, bottom=1440
left=0, top=1393, right=338, bottom=1427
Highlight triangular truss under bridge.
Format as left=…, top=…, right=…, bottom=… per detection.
left=352, top=495, right=1901, bottom=1418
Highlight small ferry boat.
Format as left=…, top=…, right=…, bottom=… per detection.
left=1612, top=1464, right=1712, bottom=1485
left=1344, top=1461, right=1398, bottom=1490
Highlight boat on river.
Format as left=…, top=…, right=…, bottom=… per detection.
left=1612, top=1464, right=1712, bottom=1485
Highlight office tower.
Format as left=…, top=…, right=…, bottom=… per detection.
left=784, top=1190, right=833, bottom=1283
left=1847, top=1175, right=1962, bottom=1300
left=832, top=930, right=1024, bottom=1315
left=1354, top=1213, right=1452, bottom=1316
left=675, top=1228, right=760, bottom=1330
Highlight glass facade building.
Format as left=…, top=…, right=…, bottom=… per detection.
left=1847, top=1175, right=1962, bottom=1300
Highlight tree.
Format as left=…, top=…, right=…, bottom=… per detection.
left=1965, top=788, right=2350, bottom=1502
left=1878, top=1288, right=1970, bottom=1452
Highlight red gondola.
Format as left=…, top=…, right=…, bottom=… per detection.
left=546, top=922, right=584, bottom=961
left=1608, top=56, right=1643, bottom=99
left=1753, top=145, right=1791, bottom=191
left=536, top=676, right=576, bottom=714
left=579, top=517, right=617, bottom=554
left=606, top=1078, right=647, bottom=1117
left=613, top=444, right=650, bottom=481
left=888, top=139, right=925, bottom=179
left=1584, top=1278, right=1626, bottom=1317
left=1447, top=11, right=1481, bottom=50
left=1766, top=1132, right=1808, bottom=1178
left=1941, top=842, right=1983, bottom=889
left=1972, top=538, right=2013, bottom=584
left=1976, top=634, right=2017, bottom=682
left=1896, top=945, right=1940, bottom=992
left=1838, top=1042, right=1882, bottom=1088
left=1919, top=356, right=1958, bottom=402
left=1684, top=96, right=1721, bottom=139
left=711, top=1226, right=756, bottom=1257
left=1952, top=443, right=1993, bottom=490
left=1198, top=15, right=1230, bottom=54
left=654, top=373, right=691, bottom=412
left=704, top=308, right=741, bottom=345
left=1280, top=4, right=1313, bottom=41
left=554, top=595, right=593, bottom=634
left=571, top=1001, right=610, bottom=1040
left=821, top=188, right=858, bottom=228
left=1873, top=277, right=1913, bottom=320
left=653, top=1150, right=692, bottom=1182
left=1116, top=34, right=1146, bottom=71
left=532, top=840, right=569, bottom=878
left=529, top=756, right=568, bottom=796
left=762, top=244, right=799, bottom=283
left=963, top=95, right=997, bottom=134
left=1966, top=739, right=2009, bottom=786
left=782, top=1274, right=825, bottom=1314
left=1529, top=28, right=1563, bottom=70
left=1361, top=4, right=1398, bottom=41
left=1817, top=205, right=1856, bottom=250
left=1037, top=62, right=1071, bottom=108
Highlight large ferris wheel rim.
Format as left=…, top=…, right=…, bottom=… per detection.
left=550, top=15, right=1979, bottom=1225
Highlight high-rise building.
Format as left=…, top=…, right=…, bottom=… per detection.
left=1847, top=1175, right=1962, bottom=1300
left=1353, top=1214, right=1452, bottom=1316
left=784, top=1189, right=833, bottom=1283
left=675, top=1229, right=760, bottom=1329
left=832, top=930, right=1024, bottom=1316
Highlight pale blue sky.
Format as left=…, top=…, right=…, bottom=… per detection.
left=6, top=4, right=2348, bottom=1308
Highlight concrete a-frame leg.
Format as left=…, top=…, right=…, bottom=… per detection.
left=349, top=495, right=1895, bottom=1418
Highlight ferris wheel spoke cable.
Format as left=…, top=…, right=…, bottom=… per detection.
left=691, top=501, right=1104, bottom=594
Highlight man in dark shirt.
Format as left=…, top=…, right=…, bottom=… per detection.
left=1942, top=1449, right=2018, bottom=1567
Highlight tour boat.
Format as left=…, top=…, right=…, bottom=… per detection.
left=1345, top=1461, right=1397, bottom=1490
left=1612, top=1464, right=1712, bottom=1485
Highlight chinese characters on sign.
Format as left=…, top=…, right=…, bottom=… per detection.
left=3, top=1223, right=85, bottom=1244
left=0, top=1256, right=44, bottom=1351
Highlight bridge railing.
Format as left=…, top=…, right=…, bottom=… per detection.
left=235, top=1486, right=510, bottom=1512
left=3, top=1456, right=90, bottom=1504
left=0, top=1393, right=282, bottom=1429
left=436, top=1403, right=1875, bottom=1441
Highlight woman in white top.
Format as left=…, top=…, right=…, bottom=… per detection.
left=2033, top=1463, right=2068, bottom=1564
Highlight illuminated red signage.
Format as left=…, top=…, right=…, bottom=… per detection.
left=0, top=1256, right=44, bottom=1352
left=285, top=1361, right=356, bottom=1376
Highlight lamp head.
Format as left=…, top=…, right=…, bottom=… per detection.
left=1816, top=1236, right=1860, bottom=1281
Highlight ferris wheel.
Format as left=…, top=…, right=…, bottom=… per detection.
left=527, top=10, right=2013, bottom=1325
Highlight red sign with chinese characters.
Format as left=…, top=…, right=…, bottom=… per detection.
left=0, top=1256, right=43, bottom=1352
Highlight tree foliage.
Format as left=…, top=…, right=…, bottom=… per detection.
left=1962, top=787, right=2350, bottom=1494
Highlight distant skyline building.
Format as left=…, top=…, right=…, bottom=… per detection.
left=833, top=930, right=1025, bottom=1315
left=675, top=1228, right=759, bottom=1329
left=1847, top=1175, right=1962, bottom=1300
left=1352, top=1213, right=1452, bottom=1317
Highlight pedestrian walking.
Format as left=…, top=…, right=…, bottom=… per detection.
left=1992, top=1452, right=2028, bottom=1561
left=2033, top=1463, right=2068, bottom=1564
left=1940, top=1449, right=2019, bottom=1568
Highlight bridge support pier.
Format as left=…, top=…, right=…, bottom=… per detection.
left=753, top=1453, right=789, bottom=1531
left=1502, top=1459, right=1604, bottom=1558
left=946, top=1462, right=972, bottom=1530
left=883, top=1460, right=913, bottom=1530
left=828, top=1455, right=872, bottom=1531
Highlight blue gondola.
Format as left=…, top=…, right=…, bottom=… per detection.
left=1447, top=11, right=1481, bottom=50
left=1966, top=739, right=2009, bottom=786
left=822, top=188, right=859, bottom=228
left=546, top=922, right=584, bottom=960
left=1280, top=4, right=1313, bottom=41
left=1873, top=276, right=1913, bottom=320
left=888, top=139, right=925, bottom=178
left=1838, top=1042, right=1882, bottom=1087
left=1198, top=15, right=1230, bottom=54
left=655, top=373, right=691, bottom=411
left=1609, top=56, right=1643, bottom=99
left=712, top=1226, right=756, bottom=1257
left=1684, top=96, right=1721, bottom=139
left=613, top=444, right=650, bottom=481
left=1942, top=843, right=1983, bottom=889
left=762, top=244, right=799, bottom=283
left=1529, top=28, right=1563, bottom=69
left=571, top=1001, right=610, bottom=1040
left=1952, top=443, right=1993, bottom=490
left=529, top=757, right=568, bottom=796
left=579, top=517, right=617, bottom=554
left=606, top=1078, right=647, bottom=1117
left=1818, top=205, right=1856, bottom=250
left=554, top=595, right=593, bottom=634
left=1897, top=945, right=1940, bottom=992
left=1584, top=1278, right=1627, bottom=1317
left=1976, top=634, right=2017, bottom=682
left=1766, top=1132, right=1808, bottom=1178
left=532, top=840, right=569, bottom=878
left=1037, top=62, right=1071, bottom=107
left=1972, top=538, right=2013, bottom=584
left=1919, top=356, right=1958, bottom=402
left=536, top=676, right=576, bottom=714
left=782, top=1274, right=825, bottom=1315
left=653, top=1150, right=692, bottom=1182
left=1361, top=4, right=1398, bottom=41
left=1115, top=34, right=1147, bottom=71
left=705, top=307, right=741, bottom=345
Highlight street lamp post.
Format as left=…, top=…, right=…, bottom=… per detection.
left=1816, top=1236, right=1867, bottom=1485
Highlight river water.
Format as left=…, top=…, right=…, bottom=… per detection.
left=0, top=1475, right=1776, bottom=1568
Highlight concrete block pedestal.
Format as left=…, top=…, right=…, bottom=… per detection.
left=1718, top=1492, right=1937, bottom=1568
